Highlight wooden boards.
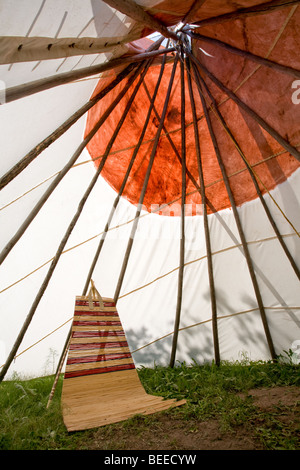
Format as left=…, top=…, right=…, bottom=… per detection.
left=61, top=292, right=185, bottom=431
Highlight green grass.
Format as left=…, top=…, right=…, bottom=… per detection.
left=139, top=357, right=300, bottom=429
left=0, top=356, right=299, bottom=450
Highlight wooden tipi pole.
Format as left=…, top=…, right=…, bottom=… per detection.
left=102, top=0, right=178, bottom=41
left=170, top=49, right=187, bottom=368
left=5, top=47, right=175, bottom=103
left=185, top=56, right=220, bottom=366
left=188, top=53, right=300, bottom=164
left=114, top=53, right=180, bottom=303
left=193, top=0, right=300, bottom=27
left=188, top=31, right=300, bottom=79
left=82, top=48, right=169, bottom=296
left=197, top=73, right=300, bottom=282
left=182, top=0, right=207, bottom=24
left=192, top=62, right=277, bottom=361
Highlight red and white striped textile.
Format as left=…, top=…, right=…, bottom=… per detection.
left=65, top=295, right=135, bottom=379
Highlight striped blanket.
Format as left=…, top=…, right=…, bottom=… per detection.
left=65, top=296, right=135, bottom=379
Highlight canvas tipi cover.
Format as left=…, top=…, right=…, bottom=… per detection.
left=0, top=0, right=300, bottom=381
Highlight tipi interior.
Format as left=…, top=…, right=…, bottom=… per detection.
left=0, top=0, right=300, bottom=414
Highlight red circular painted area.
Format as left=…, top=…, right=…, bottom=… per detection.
left=85, top=47, right=300, bottom=216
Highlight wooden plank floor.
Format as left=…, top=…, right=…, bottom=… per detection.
left=61, top=294, right=185, bottom=431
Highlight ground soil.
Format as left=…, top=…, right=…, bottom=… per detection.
left=87, top=386, right=299, bottom=450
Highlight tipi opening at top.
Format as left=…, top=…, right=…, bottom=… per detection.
left=0, top=0, right=299, bottom=393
